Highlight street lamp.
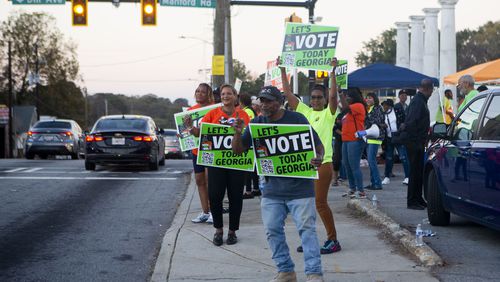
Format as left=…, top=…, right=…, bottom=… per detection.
left=179, top=35, right=213, bottom=85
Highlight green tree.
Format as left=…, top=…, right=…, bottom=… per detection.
left=355, top=29, right=397, bottom=67
left=457, top=21, right=500, bottom=70
left=0, top=11, right=80, bottom=102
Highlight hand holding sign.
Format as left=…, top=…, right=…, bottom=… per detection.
left=331, top=57, right=338, bottom=70
left=310, top=155, right=323, bottom=169
left=232, top=112, right=245, bottom=134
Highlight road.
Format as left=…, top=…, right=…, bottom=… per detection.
left=0, top=158, right=192, bottom=282
left=363, top=165, right=500, bottom=281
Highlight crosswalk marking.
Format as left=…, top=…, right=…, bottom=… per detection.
left=4, top=167, right=28, bottom=173
left=23, top=167, right=43, bottom=173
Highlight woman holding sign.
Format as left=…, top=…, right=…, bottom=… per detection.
left=190, top=84, right=250, bottom=246
left=279, top=57, right=342, bottom=255
left=184, top=83, right=215, bottom=224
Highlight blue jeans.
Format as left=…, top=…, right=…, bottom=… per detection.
left=261, top=197, right=322, bottom=275
left=366, top=143, right=382, bottom=187
left=342, top=140, right=364, bottom=191
left=384, top=141, right=409, bottom=178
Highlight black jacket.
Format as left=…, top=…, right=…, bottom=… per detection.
left=404, top=92, right=430, bottom=144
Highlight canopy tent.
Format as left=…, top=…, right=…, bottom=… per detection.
left=348, top=63, right=440, bottom=89
left=444, top=58, right=500, bottom=85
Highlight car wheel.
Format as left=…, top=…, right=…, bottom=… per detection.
left=149, top=155, right=159, bottom=171
left=159, top=153, right=165, bottom=166
left=85, top=160, right=96, bottom=171
left=26, top=152, right=35, bottom=160
left=39, top=154, right=48, bottom=159
left=427, top=169, right=450, bottom=226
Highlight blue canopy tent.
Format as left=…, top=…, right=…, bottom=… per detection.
left=348, top=63, right=440, bottom=89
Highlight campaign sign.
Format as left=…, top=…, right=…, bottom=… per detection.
left=280, top=23, right=339, bottom=71
left=248, top=123, right=318, bottom=179
left=174, top=103, right=221, bottom=151
left=264, top=60, right=291, bottom=91
left=196, top=123, right=255, bottom=171
left=335, top=60, right=348, bottom=90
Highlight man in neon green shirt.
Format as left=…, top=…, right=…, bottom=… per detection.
left=279, top=57, right=341, bottom=255
left=435, top=89, right=454, bottom=124
left=457, top=75, right=479, bottom=112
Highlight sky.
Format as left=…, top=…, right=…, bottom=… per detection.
left=0, top=0, right=499, bottom=105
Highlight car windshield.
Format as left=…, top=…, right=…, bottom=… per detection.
left=95, top=119, right=148, bottom=131
left=34, top=121, right=71, bottom=129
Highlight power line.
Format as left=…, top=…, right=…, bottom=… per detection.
left=80, top=43, right=202, bottom=68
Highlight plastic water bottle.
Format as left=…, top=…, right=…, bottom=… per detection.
left=422, top=218, right=435, bottom=237
left=415, top=224, right=424, bottom=246
left=371, top=194, right=378, bottom=207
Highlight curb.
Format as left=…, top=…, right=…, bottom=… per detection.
left=151, top=173, right=196, bottom=282
left=347, top=199, right=444, bottom=267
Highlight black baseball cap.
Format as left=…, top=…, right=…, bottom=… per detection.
left=258, top=86, right=283, bottom=102
left=381, top=99, right=394, bottom=107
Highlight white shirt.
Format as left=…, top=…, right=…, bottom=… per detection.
left=384, top=109, right=398, bottom=137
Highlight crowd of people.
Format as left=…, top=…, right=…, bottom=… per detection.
left=181, top=71, right=484, bottom=282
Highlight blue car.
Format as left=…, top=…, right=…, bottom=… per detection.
left=425, top=89, right=500, bottom=231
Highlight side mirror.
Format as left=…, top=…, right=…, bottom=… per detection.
left=430, top=122, right=448, bottom=140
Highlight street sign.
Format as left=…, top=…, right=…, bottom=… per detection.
left=160, top=0, right=216, bottom=8
left=12, top=0, right=65, bottom=5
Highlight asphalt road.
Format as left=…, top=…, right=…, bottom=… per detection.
left=359, top=165, right=500, bottom=281
left=0, top=158, right=193, bottom=282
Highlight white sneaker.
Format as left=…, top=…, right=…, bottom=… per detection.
left=382, top=177, right=391, bottom=185
left=206, top=212, right=213, bottom=224
left=403, top=178, right=409, bottom=185
left=191, top=212, right=210, bottom=223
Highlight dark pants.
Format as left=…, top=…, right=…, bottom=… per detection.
left=207, top=167, right=245, bottom=231
left=245, top=169, right=259, bottom=192
left=406, top=142, right=426, bottom=206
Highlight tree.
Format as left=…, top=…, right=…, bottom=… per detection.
left=0, top=11, right=80, bottom=103
left=457, top=21, right=500, bottom=70
left=355, top=29, right=397, bottom=67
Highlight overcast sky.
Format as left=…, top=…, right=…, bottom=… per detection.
left=1, top=0, right=498, bottom=104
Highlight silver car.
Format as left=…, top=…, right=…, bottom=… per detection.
left=25, top=119, right=85, bottom=159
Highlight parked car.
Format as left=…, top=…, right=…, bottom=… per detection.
left=162, top=129, right=188, bottom=159
left=25, top=119, right=85, bottom=159
left=85, top=115, right=165, bottom=170
left=424, top=89, right=500, bottom=231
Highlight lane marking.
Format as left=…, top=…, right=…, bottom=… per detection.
left=0, top=176, right=177, bottom=180
left=4, top=167, right=28, bottom=173
left=23, top=167, right=43, bottom=173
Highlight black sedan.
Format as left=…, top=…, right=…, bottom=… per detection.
left=85, top=115, right=165, bottom=170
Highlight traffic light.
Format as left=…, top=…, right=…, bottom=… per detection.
left=141, top=0, right=157, bottom=26
left=72, top=0, right=87, bottom=26
left=316, top=71, right=329, bottom=79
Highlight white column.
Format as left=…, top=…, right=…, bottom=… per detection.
left=423, top=8, right=441, bottom=123
left=439, top=0, right=459, bottom=111
left=395, top=22, right=410, bottom=68
left=423, top=8, right=440, bottom=77
left=409, top=15, right=425, bottom=73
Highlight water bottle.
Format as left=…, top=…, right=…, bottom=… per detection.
left=415, top=224, right=424, bottom=246
left=371, top=194, right=378, bottom=207
left=422, top=218, right=435, bottom=237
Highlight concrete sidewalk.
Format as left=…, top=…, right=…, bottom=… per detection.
left=152, top=171, right=439, bottom=282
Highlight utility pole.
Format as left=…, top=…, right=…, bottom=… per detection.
left=307, top=1, right=317, bottom=100
left=34, top=43, right=40, bottom=121
left=213, top=0, right=232, bottom=87
left=8, top=41, right=14, bottom=158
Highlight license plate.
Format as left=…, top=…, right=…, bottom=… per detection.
left=42, top=135, right=59, bottom=142
left=112, top=138, right=125, bottom=145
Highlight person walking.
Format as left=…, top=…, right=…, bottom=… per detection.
left=280, top=58, right=341, bottom=254
left=402, top=79, right=434, bottom=210
left=339, top=88, right=367, bottom=199
left=381, top=99, right=410, bottom=185
left=232, top=85, right=325, bottom=282
left=364, top=93, right=385, bottom=190
left=188, top=84, right=250, bottom=245
left=183, top=83, right=215, bottom=224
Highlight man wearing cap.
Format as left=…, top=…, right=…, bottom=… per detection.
left=232, top=86, right=325, bottom=282
left=457, top=74, right=479, bottom=112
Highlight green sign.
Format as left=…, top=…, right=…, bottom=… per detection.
left=174, top=103, right=221, bottom=151
left=335, top=60, right=348, bottom=90
left=280, top=23, right=339, bottom=71
left=248, top=123, right=318, bottom=179
left=160, top=0, right=216, bottom=8
left=12, top=0, right=65, bottom=4
left=197, top=123, right=255, bottom=171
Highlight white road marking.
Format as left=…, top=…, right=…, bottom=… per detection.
left=23, top=167, right=43, bottom=173
left=0, top=176, right=177, bottom=180
left=4, top=167, right=28, bottom=173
